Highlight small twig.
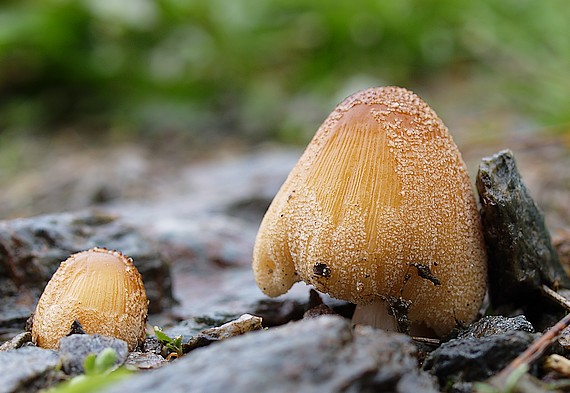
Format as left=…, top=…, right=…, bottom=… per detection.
left=542, top=285, right=570, bottom=311
left=411, top=336, right=441, bottom=346
left=492, top=285, right=570, bottom=388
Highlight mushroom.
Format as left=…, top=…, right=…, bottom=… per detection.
left=32, top=247, right=148, bottom=350
left=252, top=86, right=487, bottom=337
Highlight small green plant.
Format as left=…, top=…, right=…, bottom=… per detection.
left=154, top=326, right=184, bottom=359
left=473, top=364, right=529, bottom=393
left=47, top=348, right=132, bottom=393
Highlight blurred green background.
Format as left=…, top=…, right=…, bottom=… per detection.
left=2, top=0, right=569, bottom=145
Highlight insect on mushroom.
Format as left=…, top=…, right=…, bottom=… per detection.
left=31, top=247, right=148, bottom=350
left=252, top=86, right=487, bottom=337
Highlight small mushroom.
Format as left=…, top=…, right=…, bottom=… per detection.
left=32, top=247, right=148, bottom=350
left=252, top=86, right=487, bottom=337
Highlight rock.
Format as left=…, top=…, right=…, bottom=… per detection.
left=0, top=210, right=174, bottom=331
left=58, top=334, right=129, bottom=376
left=125, top=352, right=168, bottom=370
left=476, top=149, right=570, bottom=308
left=0, top=332, right=32, bottom=351
left=103, top=316, right=438, bottom=393
left=458, top=315, right=534, bottom=339
left=0, top=346, right=61, bottom=393
left=253, top=298, right=307, bottom=327
left=181, top=314, right=263, bottom=352
left=161, top=314, right=264, bottom=355
left=554, top=318, right=570, bottom=353
left=422, top=330, right=536, bottom=384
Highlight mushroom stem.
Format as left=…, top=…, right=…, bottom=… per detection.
left=352, top=299, right=398, bottom=331
left=352, top=298, right=437, bottom=337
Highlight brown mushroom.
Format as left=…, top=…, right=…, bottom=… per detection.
left=252, top=86, right=487, bottom=337
left=32, top=247, right=148, bottom=350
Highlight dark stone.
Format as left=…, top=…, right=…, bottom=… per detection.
left=0, top=210, right=174, bottom=334
left=476, top=150, right=570, bottom=308
left=66, top=320, right=86, bottom=336
left=303, top=304, right=337, bottom=318
left=0, top=346, right=61, bottom=393
left=422, top=330, right=536, bottom=384
left=252, top=298, right=306, bottom=327
left=458, top=315, right=534, bottom=339
left=103, top=316, right=439, bottom=393
left=58, top=334, right=129, bottom=376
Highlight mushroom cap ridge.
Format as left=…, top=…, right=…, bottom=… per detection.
left=252, top=86, right=487, bottom=336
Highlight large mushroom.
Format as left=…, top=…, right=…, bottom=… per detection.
left=253, top=86, right=487, bottom=337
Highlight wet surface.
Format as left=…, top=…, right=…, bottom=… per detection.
left=0, top=134, right=568, bottom=392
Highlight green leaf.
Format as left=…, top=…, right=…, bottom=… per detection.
left=93, top=348, right=118, bottom=375
left=82, top=354, right=96, bottom=376
left=154, top=326, right=172, bottom=344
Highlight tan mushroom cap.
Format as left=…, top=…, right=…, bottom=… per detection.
left=32, top=247, right=148, bottom=350
left=252, top=86, right=487, bottom=336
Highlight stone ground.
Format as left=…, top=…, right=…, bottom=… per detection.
left=0, top=83, right=569, bottom=392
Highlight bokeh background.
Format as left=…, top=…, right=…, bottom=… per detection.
left=1, top=0, right=569, bottom=224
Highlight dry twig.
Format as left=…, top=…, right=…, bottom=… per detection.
left=490, top=285, right=570, bottom=388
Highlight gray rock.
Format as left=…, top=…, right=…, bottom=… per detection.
left=458, top=315, right=534, bottom=339
left=476, top=149, right=570, bottom=307
left=0, top=346, right=61, bottom=393
left=58, top=334, right=129, bottom=376
left=103, top=316, right=438, bottom=393
left=422, top=330, right=536, bottom=384
left=125, top=352, right=168, bottom=370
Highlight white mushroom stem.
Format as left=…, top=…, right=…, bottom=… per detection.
left=352, top=299, right=398, bottom=331
left=352, top=298, right=437, bottom=337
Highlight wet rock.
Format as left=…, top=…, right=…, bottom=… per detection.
left=0, top=346, right=61, bottom=393
left=476, top=150, right=570, bottom=308
left=103, top=316, right=438, bottom=393
left=458, top=315, right=534, bottom=339
left=422, top=330, right=536, bottom=385
left=0, top=210, right=174, bottom=330
left=58, top=334, right=129, bottom=376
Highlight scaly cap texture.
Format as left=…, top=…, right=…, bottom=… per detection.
left=32, top=247, right=148, bottom=350
left=253, top=86, right=487, bottom=335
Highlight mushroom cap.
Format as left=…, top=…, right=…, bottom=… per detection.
left=252, top=86, right=487, bottom=336
left=32, top=247, right=148, bottom=350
